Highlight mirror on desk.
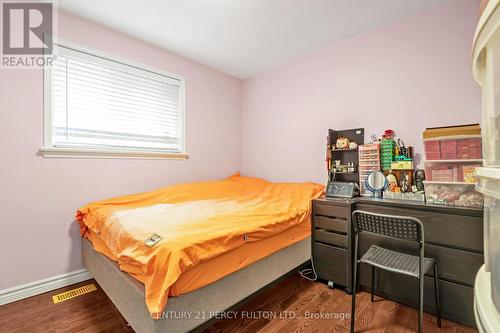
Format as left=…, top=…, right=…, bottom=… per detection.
left=365, top=170, right=387, bottom=198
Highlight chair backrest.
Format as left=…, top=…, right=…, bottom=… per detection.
left=352, top=210, right=424, bottom=245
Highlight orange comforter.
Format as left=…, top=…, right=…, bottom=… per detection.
left=76, top=174, right=323, bottom=318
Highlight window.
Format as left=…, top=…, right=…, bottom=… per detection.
left=42, top=41, right=186, bottom=159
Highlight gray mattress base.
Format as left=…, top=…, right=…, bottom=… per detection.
left=82, top=237, right=311, bottom=333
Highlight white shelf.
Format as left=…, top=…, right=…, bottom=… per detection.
left=331, top=148, right=358, bottom=152
left=423, top=180, right=477, bottom=185
left=474, top=265, right=500, bottom=333
left=477, top=167, right=500, bottom=180
left=425, top=159, right=483, bottom=163
left=423, top=134, right=482, bottom=141
left=476, top=167, right=500, bottom=200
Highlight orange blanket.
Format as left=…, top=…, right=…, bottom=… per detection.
left=76, top=174, right=323, bottom=318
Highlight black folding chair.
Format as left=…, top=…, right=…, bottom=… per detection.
left=350, top=210, right=441, bottom=333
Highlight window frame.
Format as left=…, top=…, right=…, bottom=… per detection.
left=41, top=38, right=188, bottom=160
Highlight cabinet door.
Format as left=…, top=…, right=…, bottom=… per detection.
left=313, top=242, right=347, bottom=287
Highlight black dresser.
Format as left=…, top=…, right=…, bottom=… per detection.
left=311, top=197, right=484, bottom=328
left=311, top=198, right=354, bottom=293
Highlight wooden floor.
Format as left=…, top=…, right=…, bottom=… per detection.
left=0, top=274, right=477, bottom=333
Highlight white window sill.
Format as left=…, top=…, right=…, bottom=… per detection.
left=39, top=147, right=189, bottom=160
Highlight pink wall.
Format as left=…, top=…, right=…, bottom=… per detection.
left=0, top=11, right=241, bottom=290
left=241, top=0, right=482, bottom=183
left=0, top=0, right=482, bottom=291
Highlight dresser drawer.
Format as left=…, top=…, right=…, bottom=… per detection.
left=358, top=265, right=476, bottom=327
left=355, top=203, right=483, bottom=251
left=314, top=229, right=347, bottom=248
left=358, top=233, right=483, bottom=286
left=314, top=203, right=348, bottom=218
left=313, top=242, right=347, bottom=286
left=314, top=216, right=347, bottom=233
left=425, top=244, right=483, bottom=286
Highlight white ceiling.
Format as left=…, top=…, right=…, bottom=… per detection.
left=58, top=0, right=448, bottom=78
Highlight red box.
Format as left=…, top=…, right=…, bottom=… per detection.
left=424, top=161, right=481, bottom=182
left=440, top=140, right=457, bottom=159
left=428, top=166, right=460, bottom=182
left=425, top=137, right=482, bottom=161
left=424, top=140, right=441, bottom=160
left=456, top=138, right=482, bottom=159
left=441, top=140, right=457, bottom=150
left=441, top=150, right=457, bottom=160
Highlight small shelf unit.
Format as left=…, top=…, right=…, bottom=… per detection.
left=328, top=128, right=364, bottom=185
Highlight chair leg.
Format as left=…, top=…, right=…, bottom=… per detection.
left=433, top=263, right=442, bottom=328
left=370, top=266, right=375, bottom=302
left=351, top=233, right=359, bottom=333
left=356, top=263, right=360, bottom=291
left=350, top=263, right=357, bottom=333
left=418, top=275, right=424, bottom=333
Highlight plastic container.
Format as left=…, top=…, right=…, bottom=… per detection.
left=380, top=139, right=395, bottom=171
left=476, top=167, right=500, bottom=312
left=480, top=39, right=500, bottom=167
left=391, top=160, right=413, bottom=170
left=384, top=191, right=425, bottom=202
left=359, top=165, right=379, bottom=172
left=423, top=181, right=483, bottom=208
left=423, top=136, right=482, bottom=160
left=358, top=143, right=380, bottom=195
left=424, top=160, right=482, bottom=183
left=472, top=1, right=500, bottom=318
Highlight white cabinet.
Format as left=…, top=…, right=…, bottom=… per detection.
left=473, top=1, right=500, bottom=331
left=473, top=1, right=500, bottom=168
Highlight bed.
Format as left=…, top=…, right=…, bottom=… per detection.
left=78, top=174, right=323, bottom=332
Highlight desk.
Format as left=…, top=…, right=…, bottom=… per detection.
left=311, top=197, right=483, bottom=327
left=356, top=197, right=483, bottom=327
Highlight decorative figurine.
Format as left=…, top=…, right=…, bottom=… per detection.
left=349, top=141, right=358, bottom=149
left=400, top=172, right=410, bottom=193
left=414, top=169, right=426, bottom=192
left=335, top=137, right=350, bottom=150
left=407, top=146, right=414, bottom=159
left=382, top=129, right=395, bottom=139
left=386, top=173, right=398, bottom=192
left=397, top=139, right=407, bottom=157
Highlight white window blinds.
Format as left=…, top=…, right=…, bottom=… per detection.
left=49, top=45, right=184, bottom=153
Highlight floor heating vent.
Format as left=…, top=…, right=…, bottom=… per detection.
left=52, top=283, right=97, bottom=304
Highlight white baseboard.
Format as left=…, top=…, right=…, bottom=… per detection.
left=0, top=269, right=92, bottom=306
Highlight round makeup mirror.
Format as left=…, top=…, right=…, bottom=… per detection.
left=365, top=170, right=387, bottom=198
